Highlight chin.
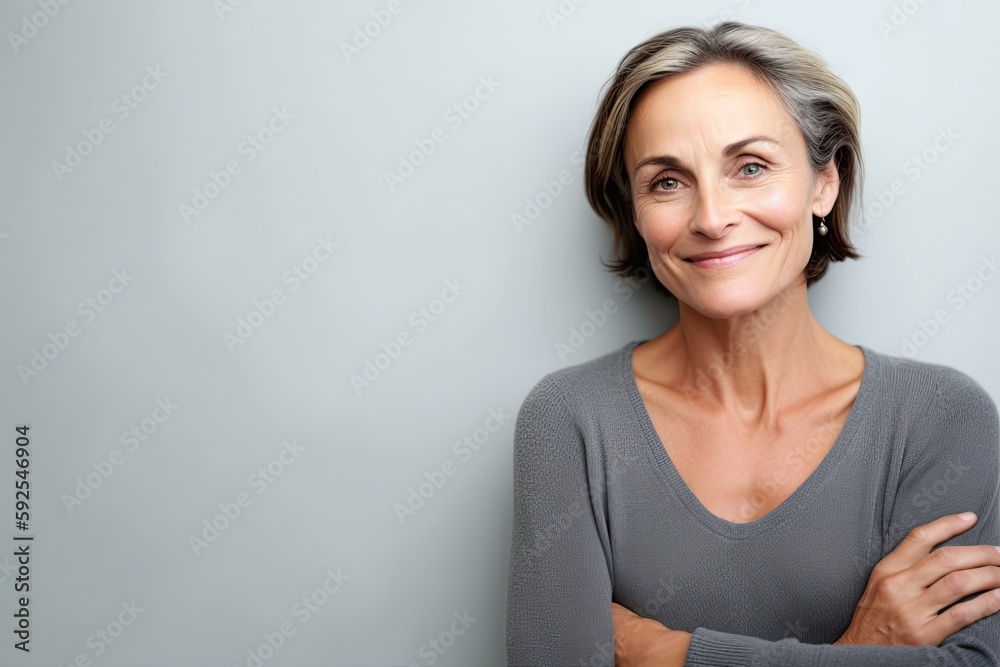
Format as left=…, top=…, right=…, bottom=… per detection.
left=677, top=283, right=775, bottom=320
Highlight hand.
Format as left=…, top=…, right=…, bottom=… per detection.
left=611, top=602, right=691, bottom=667
left=835, top=512, right=1000, bottom=647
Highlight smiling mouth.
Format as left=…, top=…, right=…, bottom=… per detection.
left=685, top=245, right=766, bottom=268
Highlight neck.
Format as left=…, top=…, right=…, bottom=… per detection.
left=662, top=282, right=848, bottom=424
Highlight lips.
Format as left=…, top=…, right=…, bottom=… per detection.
left=685, top=244, right=765, bottom=268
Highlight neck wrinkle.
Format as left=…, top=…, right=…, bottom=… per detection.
left=667, top=286, right=838, bottom=425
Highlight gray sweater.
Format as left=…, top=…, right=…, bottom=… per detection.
left=505, top=340, right=1000, bottom=666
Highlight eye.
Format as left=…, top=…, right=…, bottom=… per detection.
left=652, top=176, right=681, bottom=192
left=739, top=161, right=766, bottom=178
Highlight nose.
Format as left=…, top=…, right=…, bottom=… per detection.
left=689, top=181, right=740, bottom=239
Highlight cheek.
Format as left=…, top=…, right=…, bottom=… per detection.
left=633, top=201, right=686, bottom=248
left=741, top=185, right=809, bottom=230
left=632, top=205, right=691, bottom=292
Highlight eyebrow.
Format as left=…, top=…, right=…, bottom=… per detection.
left=631, top=135, right=781, bottom=177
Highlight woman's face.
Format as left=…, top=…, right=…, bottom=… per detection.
left=623, top=62, right=839, bottom=319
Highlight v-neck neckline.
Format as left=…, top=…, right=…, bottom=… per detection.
left=622, top=338, right=875, bottom=539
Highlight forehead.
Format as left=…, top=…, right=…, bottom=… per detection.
left=625, top=62, right=798, bottom=161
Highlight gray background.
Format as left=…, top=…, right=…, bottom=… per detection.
left=2, top=0, right=999, bottom=665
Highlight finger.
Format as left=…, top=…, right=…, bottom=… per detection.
left=925, top=564, right=1000, bottom=610
left=878, top=513, right=979, bottom=574
left=923, top=588, right=1000, bottom=647
left=904, top=544, right=1000, bottom=589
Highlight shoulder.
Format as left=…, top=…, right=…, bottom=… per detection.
left=521, top=341, right=634, bottom=406
left=517, top=341, right=637, bottom=427
left=511, top=343, right=636, bottom=473
left=864, top=346, right=998, bottom=425
left=863, top=346, right=999, bottom=460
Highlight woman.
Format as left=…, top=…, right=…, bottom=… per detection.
left=505, top=21, right=1000, bottom=666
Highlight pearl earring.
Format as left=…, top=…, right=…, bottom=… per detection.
left=817, top=216, right=828, bottom=236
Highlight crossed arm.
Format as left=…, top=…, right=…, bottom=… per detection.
left=506, top=372, right=1000, bottom=666
left=611, top=513, right=1000, bottom=666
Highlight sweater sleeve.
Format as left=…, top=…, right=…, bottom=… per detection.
left=683, top=368, right=1000, bottom=667
left=505, top=374, right=616, bottom=667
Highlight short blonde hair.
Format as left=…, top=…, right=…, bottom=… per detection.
left=584, top=21, right=863, bottom=296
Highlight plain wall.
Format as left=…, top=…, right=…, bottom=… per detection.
left=1, top=0, right=998, bottom=665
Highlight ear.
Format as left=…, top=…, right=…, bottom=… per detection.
left=812, top=158, right=840, bottom=218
